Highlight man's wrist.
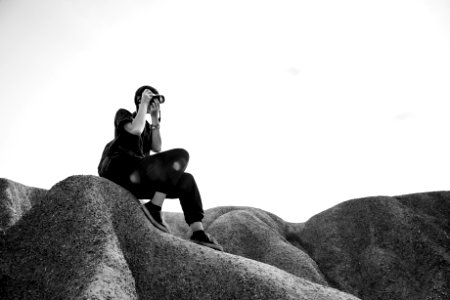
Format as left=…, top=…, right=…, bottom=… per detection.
left=151, top=116, right=159, bottom=124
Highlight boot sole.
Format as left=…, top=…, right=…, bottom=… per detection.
left=191, top=240, right=224, bottom=251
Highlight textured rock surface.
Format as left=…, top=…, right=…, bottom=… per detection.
left=0, top=176, right=359, bottom=300
left=165, top=207, right=327, bottom=286
left=300, top=193, right=450, bottom=300
left=1, top=176, right=136, bottom=299
left=0, top=178, right=46, bottom=233
left=1, top=175, right=449, bottom=299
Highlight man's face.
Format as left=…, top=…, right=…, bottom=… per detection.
left=142, top=89, right=160, bottom=113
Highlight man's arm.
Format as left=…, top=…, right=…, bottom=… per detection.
left=125, top=102, right=150, bottom=136
left=149, top=100, right=162, bottom=152
left=150, top=115, right=162, bottom=153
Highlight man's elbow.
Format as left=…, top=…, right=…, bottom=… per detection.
left=130, top=129, right=144, bottom=136
left=124, top=123, right=144, bottom=136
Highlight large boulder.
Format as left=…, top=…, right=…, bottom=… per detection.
left=2, top=174, right=448, bottom=299
left=1, top=176, right=136, bottom=299
left=299, top=192, right=450, bottom=300
left=0, top=175, right=359, bottom=300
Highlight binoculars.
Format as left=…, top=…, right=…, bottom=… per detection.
left=150, top=95, right=165, bottom=104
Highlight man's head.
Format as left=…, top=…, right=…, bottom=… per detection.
left=134, top=85, right=159, bottom=111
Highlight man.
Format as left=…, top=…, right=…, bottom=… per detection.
left=98, top=85, right=222, bottom=251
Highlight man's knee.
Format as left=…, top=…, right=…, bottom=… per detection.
left=129, top=170, right=141, bottom=184
left=174, top=148, right=189, bottom=162
left=172, top=161, right=183, bottom=171
left=171, top=148, right=189, bottom=171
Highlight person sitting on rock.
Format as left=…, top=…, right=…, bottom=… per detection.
left=98, top=85, right=223, bottom=251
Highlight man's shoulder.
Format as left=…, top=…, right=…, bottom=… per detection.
left=114, top=108, right=135, bottom=128
left=114, top=108, right=134, bottom=120
left=115, top=108, right=132, bottom=116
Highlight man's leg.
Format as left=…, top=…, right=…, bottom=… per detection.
left=133, top=149, right=189, bottom=232
left=138, top=148, right=190, bottom=190
left=147, top=191, right=171, bottom=230
left=166, top=172, right=204, bottom=226
left=166, top=173, right=223, bottom=251
left=151, top=191, right=166, bottom=207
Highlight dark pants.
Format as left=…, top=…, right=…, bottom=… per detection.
left=106, top=148, right=204, bottom=225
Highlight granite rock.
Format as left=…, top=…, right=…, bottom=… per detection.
left=0, top=175, right=359, bottom=300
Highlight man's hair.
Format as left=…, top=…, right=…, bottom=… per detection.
left=134, top=85, right=159, bottom=110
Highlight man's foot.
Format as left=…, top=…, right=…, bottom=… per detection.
left=142, top=203, right=170, bottom=233
left=190, top=230, right=223, bottom=251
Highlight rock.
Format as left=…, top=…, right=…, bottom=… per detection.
left=300, top=193, right=450, bottom=300
left=1, top=176, right=136, bottom=299
left=0, top=178, right=46, bottom=233
left=3, top=174, right=449, bottom=299
left=1, top=175, right=359, bottom=300
left=165, top=207, right=328, bottom=286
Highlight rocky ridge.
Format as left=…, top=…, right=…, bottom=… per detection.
left=1, top=175, right=449, bottom=299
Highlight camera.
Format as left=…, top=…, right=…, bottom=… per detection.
left=150, top=95, right=165, bottom=104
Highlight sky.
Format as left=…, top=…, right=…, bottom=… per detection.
left=1, top=0, right=450, bottom=222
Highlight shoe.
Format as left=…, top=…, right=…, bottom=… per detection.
left=190, top=230, right=223, bottom=251
left=141, top=203, right=170, bottom=233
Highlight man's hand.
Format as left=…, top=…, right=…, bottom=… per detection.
left=141, top=89, right=153, bottom=106
left=149, top=99, right=160, bottom=118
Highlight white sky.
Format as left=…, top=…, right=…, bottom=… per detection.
left=1, top=0, right=449, bottom=222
